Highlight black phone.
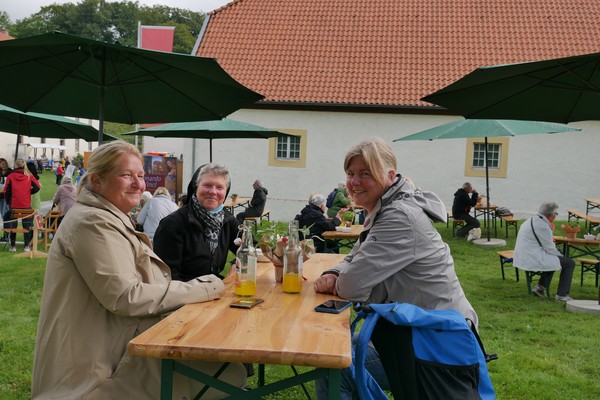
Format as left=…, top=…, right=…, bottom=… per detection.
left=314, top=300, right=352, bottom=314
left=230, top=298, right=264, bottom=309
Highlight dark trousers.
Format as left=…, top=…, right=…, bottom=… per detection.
left=455, top=213, right=480, bottom=237
left=538, top=256, right=576, bottom=296
left=3, top=210, right=33, bottom=247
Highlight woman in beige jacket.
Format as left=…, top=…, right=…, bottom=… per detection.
left=31, top=141, right=245, bottom=399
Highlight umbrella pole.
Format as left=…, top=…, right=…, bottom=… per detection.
left=98, top=48, right=107, bottom=144
left=209, top=139, right=213, bottom=162
left=484, top=137, right=491, bottom=241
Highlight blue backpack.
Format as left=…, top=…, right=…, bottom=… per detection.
left=352, top=303, right=496, bottom=400
left=326, top=188, right=338, bottom=208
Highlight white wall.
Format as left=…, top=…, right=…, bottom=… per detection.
left=144, top=110, right=600, bottom=223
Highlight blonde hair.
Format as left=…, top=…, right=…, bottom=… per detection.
left=154, top=187, right=170, bottom=196
left=343, top=137, right=397, bottom=189
left=78, top=140, right=142, bottom=195
left=15, top=159, right=32, bottom=177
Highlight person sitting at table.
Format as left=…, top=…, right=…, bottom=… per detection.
left=235, top=179, right=268, bottom=224
left=136, top=186, right=178, bottom=242
left=452, top=181, right=481, bottom=240
left=31, top=141, right=246, bottom=400
left=326, top=181, right=352, bottom=219
left=154, top=163, right=240, bottom=282
left=295, top=193, right=347, bottom=253
left=313, top=137, right=478, bottom=400
left=52, top=176, right=77, bottom=226
left=514, top=202, right=576, bottom=301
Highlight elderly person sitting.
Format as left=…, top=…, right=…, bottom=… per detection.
left=295, top=193, right=347, bottom=253
left=236, top=179, right=268, bottom=224
left=514, top=202, right=576, bottom=301
left=31, top=141, right=246, bottom=399
left=136, top=186, right=178, bottom=241
left=52, top=176, right=77, bottom=225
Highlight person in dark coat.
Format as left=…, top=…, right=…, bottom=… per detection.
left=295, top=193, right=345, bottom=253
left=236, top=179, right=268, bottom=224
left=451, top=182, right=480, bottom=238
left=153, top=163, right=240, bottom=281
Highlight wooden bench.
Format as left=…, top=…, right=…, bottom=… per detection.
left=452, top=218, right=465, bottom=236
left=576, top=257, right=599, bottom=287
left=497, top=250, right=551, bottom=297
left=567, top=209, right=600, bottom=231
left=245, top=210, right=270, bottom=232
left=2, top=208, right=35, bottom=250
left=500, top=216, right=519, bottom=238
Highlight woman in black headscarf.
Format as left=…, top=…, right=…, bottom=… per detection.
left=153, top=163, right=240, bottom=281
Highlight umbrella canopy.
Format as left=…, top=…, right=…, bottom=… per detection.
left=395, top=118, right=580, bottom=241
left=421, top=52, right=600, bottom=124
left=0, top=31, right=263, bottom=143
left=124, top=119, right=294, bottom=162
left=0, top=103, right=99, bottom=162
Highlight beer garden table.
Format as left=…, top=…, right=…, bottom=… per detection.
left=127, top=253, right=351, bottom=400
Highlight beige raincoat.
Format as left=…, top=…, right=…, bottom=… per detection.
left=32, top=187, right=245, bottom=399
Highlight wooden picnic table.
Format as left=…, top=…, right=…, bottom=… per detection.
left=584, top=198, right=600, bottom=215
left=224, top=196, right=251, bottom=214
left=127, top=253, right=351, bottom=399
left=474, top=204, right=498, bottom=236
left=554, top=235, right=600, bottom=305
left=322, top=225, right=363, bottom=252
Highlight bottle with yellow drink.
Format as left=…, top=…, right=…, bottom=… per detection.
left=235, top=220, right=257, bottom=296
left=283, top=220, right=303, bottom=293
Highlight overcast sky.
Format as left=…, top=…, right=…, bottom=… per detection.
left=0, top=0, right=231, bottom=21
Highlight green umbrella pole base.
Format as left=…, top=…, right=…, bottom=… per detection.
left=566, top=300, right=600, bottom=316
left=472, top=238, right=506, bottom=247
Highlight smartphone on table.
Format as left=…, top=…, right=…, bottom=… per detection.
left=230, top=298, right=264, bottom=309
left=314, top=299, right=352, bottom=314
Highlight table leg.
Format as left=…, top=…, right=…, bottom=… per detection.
left=327, top=368, right=341, bottom=400
left=161, top=359, right=174, bottom=400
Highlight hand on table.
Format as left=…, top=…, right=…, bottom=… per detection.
left=314, top=274, right=338, bottom=295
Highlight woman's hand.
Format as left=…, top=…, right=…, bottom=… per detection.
left=314, top=274, right=338, bottom=295
left=223, top=260, right=238, bottom=285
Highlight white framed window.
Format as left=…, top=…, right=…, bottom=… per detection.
left=465, top=137, right=509, bottom=178
left=276, top=136, right=301, bottom=160
left=268, top=129, right=307, bottom=168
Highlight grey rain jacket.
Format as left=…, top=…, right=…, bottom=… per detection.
left=328, top=175, right=478, bottom=326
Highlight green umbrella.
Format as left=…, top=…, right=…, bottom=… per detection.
left=0, top=103, right=100, bottom=162
left=395, top=118, right=580, bottom=242
left=421, top=52, right=600, bottom=123
left=0, top=31, right=263, bottom=143
left=124, top=119, right=294, bottom=162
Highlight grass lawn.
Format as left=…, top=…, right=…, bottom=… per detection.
left=1, top=174, right=599, bottom=399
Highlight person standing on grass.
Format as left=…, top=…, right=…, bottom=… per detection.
left=55, top=163, right=64, bottom=185
left=452, top=182, right=481, bottom=240
left=3, top=159, right=41, bottom=252
left=0, top=157, right=13, bottom=242
left=514, top=202, right=576, bottom=302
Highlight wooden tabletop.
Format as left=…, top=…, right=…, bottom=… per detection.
left=128, top=253, right=351, bottom=369
left=322, top=224, right=363, bottom=240
left=553, top=235, right=600, bottom=246
left=584, top=198, right=600, bottom=206
left=224, top=197, right=251, bottom=209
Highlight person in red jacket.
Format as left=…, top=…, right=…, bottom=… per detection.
left=55, top=163, right=64, bottom=185
left=4, top=159, right=41, bottom=252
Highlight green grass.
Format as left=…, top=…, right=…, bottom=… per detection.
left=2, top=186, right=600, bottom=398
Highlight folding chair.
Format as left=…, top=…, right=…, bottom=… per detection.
left=39, top=210, right=62, bottom=250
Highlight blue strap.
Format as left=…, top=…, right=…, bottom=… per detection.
left=352, top=311, right=389, bottom=400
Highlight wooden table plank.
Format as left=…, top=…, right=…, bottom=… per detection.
left=128, top=253, right=351, bottom=369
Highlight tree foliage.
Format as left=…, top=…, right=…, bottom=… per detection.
left=5, top=0, right=205, bottom=54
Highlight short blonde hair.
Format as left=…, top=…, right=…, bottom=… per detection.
left=78, top=140, right=142, bottom=195
left=343, top=137, right=397, bottom=189
left=154, top=187, right=170, bottom=196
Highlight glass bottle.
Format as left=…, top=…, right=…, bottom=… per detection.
left=283, top=220, right=303, bottom=293
left=235, top=220, right=257, bottom=297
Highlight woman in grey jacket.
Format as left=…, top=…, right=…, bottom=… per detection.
left=314, top=137, right=478, bottom=400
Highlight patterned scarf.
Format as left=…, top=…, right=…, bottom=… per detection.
left=190, top=193, right=225, bottom=253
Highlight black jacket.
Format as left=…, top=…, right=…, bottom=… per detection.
left=452, top=188, right=479, bottom=217
left=248, top=187, right=268, bottom=215
left=153, top=205, right=240, bottom=281
left=295, top=204, right=339, bottom=252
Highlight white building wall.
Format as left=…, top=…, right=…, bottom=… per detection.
left=144, top=109, right=600, bottom=223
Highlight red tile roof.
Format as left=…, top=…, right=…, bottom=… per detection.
left=196, top=0, right=600, bottom=108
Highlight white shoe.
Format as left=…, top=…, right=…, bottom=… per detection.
left=23, top=246, right=31, bottom=252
